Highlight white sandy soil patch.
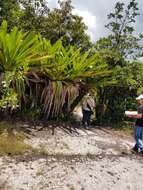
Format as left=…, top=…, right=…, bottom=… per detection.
left=0, top=156, right=143, bottom=190
left=0, top=126, right=142, bottom=190
left=25, top=127, right=134, bottom=155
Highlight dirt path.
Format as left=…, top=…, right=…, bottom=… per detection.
left=0, top=126, right=143, bottom=190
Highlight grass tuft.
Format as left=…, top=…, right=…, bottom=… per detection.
left=0, top=135, right=31, bottom=156
left=36, top=169, right=44, bottom=176
left=0, top=121, right=31, bottom=156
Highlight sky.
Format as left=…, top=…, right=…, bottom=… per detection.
left=47, top=0, right=143, bottom=42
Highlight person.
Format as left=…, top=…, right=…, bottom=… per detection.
left=81, top=93, right=95, bottom=128
left=126, top=94, right=143, bottom=153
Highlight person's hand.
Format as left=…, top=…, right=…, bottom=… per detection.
left=126, top=115, right=134, bottom=118
left=133, top=114, right=142, bottom=119
left=126, top=114, right=142, bottom=119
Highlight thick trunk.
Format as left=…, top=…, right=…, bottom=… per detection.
left=96, top=88, right=107, bottom=125
left=70, top=84, right=88, bottom=113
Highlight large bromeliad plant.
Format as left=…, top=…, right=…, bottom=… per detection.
left=0, top=21, right=111, bottom=120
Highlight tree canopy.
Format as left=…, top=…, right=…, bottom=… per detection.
left=96, top=0, right=142, bottom=61
left=0, top=0, right=92, bottom=50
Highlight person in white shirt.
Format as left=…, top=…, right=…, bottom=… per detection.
left=81, top=93, right=95, bottom=128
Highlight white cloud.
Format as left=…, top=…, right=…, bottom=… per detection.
left=73, top=9, right=96, bottom=30
left=47, top=0, right=57, bottom=8
left=73, top=9, right=96, bottom=41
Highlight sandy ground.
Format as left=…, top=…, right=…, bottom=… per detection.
left=0, top=124, right=143, bottom=190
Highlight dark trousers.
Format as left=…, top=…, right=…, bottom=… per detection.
left=82, top=110, right=92, bottom=126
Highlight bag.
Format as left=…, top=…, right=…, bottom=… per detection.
left=87, top=103, right=93, bottom=114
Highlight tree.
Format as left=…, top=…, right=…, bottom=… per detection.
left=18, top=0, right=49, bottom=32
left=0, top=0, right=21, bottom=29
left=105, top=0, right=141, bottom=59
left=94, top=0, right=143, bottom=125
left=43, top=0, right=91, bottom=49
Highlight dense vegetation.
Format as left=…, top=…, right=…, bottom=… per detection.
left=0, top=20, right=110, bottom=121
left=0, top=0, right=143, bottom=126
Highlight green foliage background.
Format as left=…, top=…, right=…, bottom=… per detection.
left=0, top=0, right=143, bottom=126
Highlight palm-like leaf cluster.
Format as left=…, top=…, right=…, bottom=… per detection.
left=0, top=21, right=37, bottom=72
left=37, top=39, right=110, bottom=82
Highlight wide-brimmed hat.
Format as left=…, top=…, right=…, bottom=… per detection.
left=136, top=94, right=143, bottom=100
